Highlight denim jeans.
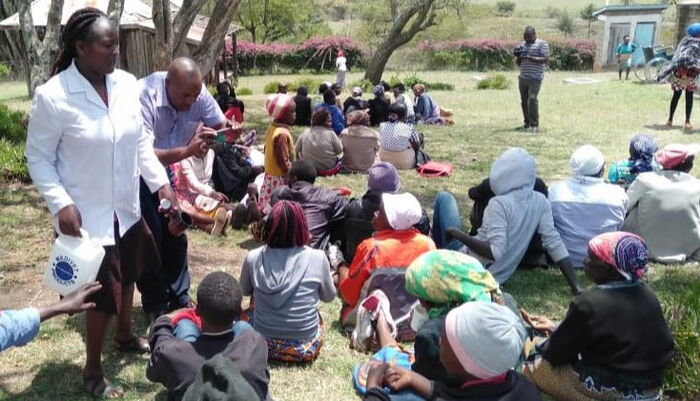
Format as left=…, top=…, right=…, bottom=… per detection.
left=173, top=319, right=253, bottom=343
left=431, top=191, right=467, bottom=251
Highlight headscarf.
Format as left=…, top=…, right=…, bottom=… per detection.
left=265, top=94, right=293, bottom=120
left=445, top=302, right=526, bottom=380
left=688, top=23, right=700, bottom=38
left=381, top=192, right=421, bottom=230
left=656, top=143, right=700, bottom=170
left=368, top=162, right=400, bottom=193
left=372, top=84, right=385, bottom=97
left=628, top=134, right=658, bottom=175
left=588, top=232, right=649, bottom=281
left=347, top=110, right=370, bottom=126
left=489, top=147, right=536, bottom=196
left=569, top=144, right=605, bottom=177
left=405, top=250, right=500, bottom=318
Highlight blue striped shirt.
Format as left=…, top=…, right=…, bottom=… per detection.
left=518, top=39, right=550, bottom=81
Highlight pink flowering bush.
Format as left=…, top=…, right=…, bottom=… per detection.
left=420, top=38, right=595, bottom=71
left=225, top=36, right=366, bottom=73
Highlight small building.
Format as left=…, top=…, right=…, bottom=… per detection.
left=593, top=3, right=669, bottom=70
left=0, top=0, right=240, bottom=79
left=677, top=0, right=700, bottom=44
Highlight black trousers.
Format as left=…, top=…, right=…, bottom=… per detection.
left=136, top=178, right=191, bottom=315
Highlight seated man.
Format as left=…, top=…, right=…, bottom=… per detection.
left=343, top=162, right=430, bottom=263
left=272, top=160, right=348, bottom=250
left=147, top=272, right=270, bottom=401
left=338, top=192, right=435, bottom=326
left=1, top=283, right=100, bottom=352
left=623, top=144, right=700, bottom=263
left=433, top=148, right=581, bottom=294
left=343, top=86, right=370, bottom=115
left=549, top=145, right=628, bottom=268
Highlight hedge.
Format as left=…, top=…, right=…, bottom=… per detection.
left=226, top=36, right=366, bottom=74
left=0, top=104, right=29, bottom=182
left=420, top=39, right=595, bottom=71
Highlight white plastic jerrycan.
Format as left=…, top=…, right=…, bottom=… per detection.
left=43, top=229, right=105, bottom=295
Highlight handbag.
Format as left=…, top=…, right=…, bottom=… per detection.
left=417, top=160, right=453, bottom=177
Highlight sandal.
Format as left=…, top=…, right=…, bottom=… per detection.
left=84, top=374, right=124, bottom=399
left=113, top=335, right=150, bottom=354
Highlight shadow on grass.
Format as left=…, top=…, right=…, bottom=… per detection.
left=237, top=238, right=262, bottom=250
left=0, top=185, right=46, bottom=209
left=643, top=124, right=675, bottom=131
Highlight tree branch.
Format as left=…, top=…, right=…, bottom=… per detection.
left=192, top=0, right=241, bottom=74
left=172, top=0, right=208, bottom=57
left=107, top=0, right=125, bottom=26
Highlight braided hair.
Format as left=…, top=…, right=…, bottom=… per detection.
left=262, top=200, right=310, bottom=248
left=51, top=7, right=108, bottom=76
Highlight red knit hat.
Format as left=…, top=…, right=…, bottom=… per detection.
left=265, top=94, right=292, bottom=120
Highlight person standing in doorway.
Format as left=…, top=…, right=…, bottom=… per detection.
left=616, top=35, right=637, bottom=80
left=515, top=26, right=549, bottom=133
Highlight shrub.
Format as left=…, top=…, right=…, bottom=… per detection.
left=227, top=36, right=366, bottom=74
left=477, top=74, right=511, bottom=90
left=0, top=104, right=28, bottom=144
left=664, top=283, right=700, bottom=399
left=263, top=78, right=327, bottom=95
left=263, top=81, right=280, bottom=94
left=556, top=10, right=575, bottom=38
left=494, top=1, right=515, bottom=17
left=0, top=63, right=10, bottom=82
left=0, top=139, right=28, bottom=182
left=236, top=87, right=253, bottom=96
left=386, top=73, right=454, bottom=92
left=420, top=39, right=595, bottom=71
left=348, top=79, right=373, bottom=93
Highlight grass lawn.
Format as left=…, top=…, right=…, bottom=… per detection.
left=1, top=70, right=699, bottom=400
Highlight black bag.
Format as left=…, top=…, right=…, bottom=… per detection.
left=414, top=133, right=431, bottom=167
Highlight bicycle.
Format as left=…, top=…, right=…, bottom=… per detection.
left=632, top=45, right=673, bottom=83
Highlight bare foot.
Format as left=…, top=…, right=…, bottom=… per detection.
left=685, top=122, right=693, bottom=130
left=84, top=372, right=124, bottom=398
left=666, top=120, right=673, bottom=127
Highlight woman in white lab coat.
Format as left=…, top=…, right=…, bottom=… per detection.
left=25, top=8, right=176, bottom=398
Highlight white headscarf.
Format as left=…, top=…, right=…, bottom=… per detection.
left=489, top=148, right=536, bottom=196
left=382, top=193, right=422, bottom=230
left=569, top=145, right=605, bottom=177
left=445, top=302, right=526, bottom=379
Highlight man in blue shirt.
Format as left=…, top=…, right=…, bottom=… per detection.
left=515, top=26, right=549, bottom=133
left=137, top=58, right=231, bottom=318
left=1, top=282, right=101, bottom=352
left=616, top=35, right=638, bottom=80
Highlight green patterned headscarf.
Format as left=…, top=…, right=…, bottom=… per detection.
left=405, top=250, right=500, bottom=318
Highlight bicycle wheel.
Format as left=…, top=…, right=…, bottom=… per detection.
left=644, top=58, right=671, bottom=83
left=632, top=60, right=647, bottom=81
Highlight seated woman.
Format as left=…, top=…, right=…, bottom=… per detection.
left=240, top=200, right=336, bottom=363
left=369, top=84, right=391, bottom=126
left=220, top=87, right=245, bottom=125
left=392, top=83, right=415, bottom=124
left=353, top=250, right=502, bottom=399
left=296, top=108, right=343, bottom=175
left=432, top=148, right=581, bottom=294
left=523, top=232, right=674, bottom=401
left=362, top=302, right=540, bottom=401
left=292, top=85, right=312, bottom=126
left=341, top=110, right=380, bottom=173
left=623, top=144, right=700, bottom=263
left=413, top=84, right=453, bottom=125
left=379, top=103, right=421, bottom=170
left=607, top=134, right=658, bottom=188
left=338, top=192, right=435, bottom=328
left=314, top=89, right=345, bottom=135
left=173, top=148, right=234, bottom=235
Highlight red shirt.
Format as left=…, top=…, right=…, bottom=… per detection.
left=339, top=228, right=436, bottom=313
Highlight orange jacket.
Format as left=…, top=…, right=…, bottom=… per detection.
left=339, top=228, right=436, bottom=311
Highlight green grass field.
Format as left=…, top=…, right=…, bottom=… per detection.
left=1, top=70, right=699, bottom=400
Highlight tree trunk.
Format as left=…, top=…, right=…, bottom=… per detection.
left=171, top=0, right=208, bottom=57
left=192, top=0, right=241, bottom=75
left=363, top=0, right=437, bottom=84
left=18, top=0, right=64, bottom=97
left=107, top=0, right=124, bottom=26
left=152, top=0, right=173, bottom=70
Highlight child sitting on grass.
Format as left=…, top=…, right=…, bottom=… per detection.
left=147, top=272, right=271, bottom=401
left=361, top=302, right=541, bottom=401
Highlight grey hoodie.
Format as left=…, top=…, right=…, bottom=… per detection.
left=240, top=246, right=336, bottom=340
